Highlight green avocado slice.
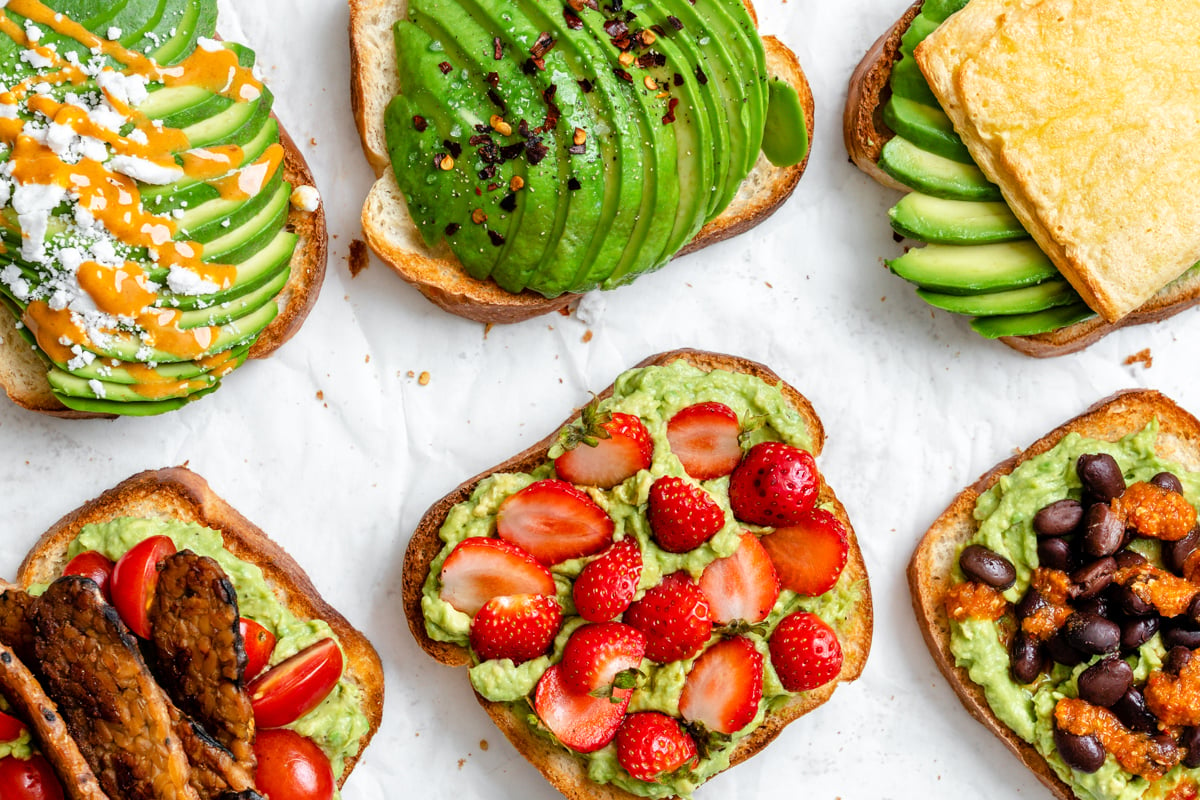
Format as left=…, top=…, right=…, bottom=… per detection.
left=969, top=303, right=1097, bottom=338
left=53, top=384, right=220, bottom=416
left=888, top=241, right=1059, bottom=295
left=155, top=229, right=296, bottom=312
left=889, top=192, right=1027, bottom=244
left=175, top=267, right=290, bottom=329
left=762, top=79, right=808, bottom=168
left=52, top=343, right=253, bottom=386
left=917, top=279, right=1079, bottom=316
left=879, top=136, right=1002, bottom=201
left=882, top=96, right=971, bottom=164
left=888, top=56, right=940, bottom=108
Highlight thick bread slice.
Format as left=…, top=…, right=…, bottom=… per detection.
left=908, top=389, right=1200, bottom=800
left=0, top=122, right=328, bottom=419
left=842, top=1, right=1200, bottom=357
left=14, top=467, right=384, bottom=789
left=401, top=348, right=873, bottom=800
left=349, top=0, right=813, bottom=324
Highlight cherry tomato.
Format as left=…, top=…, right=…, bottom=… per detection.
left=109, top=535, right=175, bottom=639
left=0, top=710, right=25, bottom=741
left=248, top=638, right=343, bottom=729
left=239, top=617, right=276, bottom=680
left=62, top=551, right=115, bottom=602
left=0, top=754, right=65, bottom=800
left=253, top=729, right=333, bottom=800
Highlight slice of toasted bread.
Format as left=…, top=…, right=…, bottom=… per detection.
left=0, top=122, right=327, bottom=420
left=909, top=389, right=1200, bottom=800
left=13, top=467, right=384, bottom=790
left=349, top=0, right=813, bottom=324
left=842, top=1, right=1200, bottom=357
left=402, top=348, right=873, bottom=800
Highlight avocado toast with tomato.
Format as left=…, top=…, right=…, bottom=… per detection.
left=0, top=467, right=384, bottom=800
left=402, top=349, right=873, bottom=798
left=0, top=0, right=327, bottom=417
left=350, top=0, right=813, bottom=323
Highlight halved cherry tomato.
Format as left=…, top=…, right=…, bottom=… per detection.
left=240, top=617, right=276, bottom=680
left=62, top=551, right=115, bottom=602
left=248, top=638, right=343, bottom=729
left=0, top=754, right=65, bottom=800
left=253, top=729, right=333, bottom=800
left=0, top=710, right=25, bottom=741
left=109, top=535, right=176, bottom=639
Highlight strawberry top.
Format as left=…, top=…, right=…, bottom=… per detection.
left=419, top=361, right=867, bottom=799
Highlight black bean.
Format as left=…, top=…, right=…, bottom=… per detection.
left=959, top=544, right=1016, bottom=590
left=1162, top=619, right=1200, bottom=650
left=1015, top=587, right=1047, bottom=620
left=1181, top=727, right=1200, bottom=769
left=1045, top=630, right=1086, bottom=667
left=1077, top=454, right=1126, bottom=504
left=1010, top=631, right=1044, bottom=684
left=1112, top=584, right=1154, bottom=617
left=1075, top=595, right=1110, bottom=619
left=1150, top=734, right=1180, bottom=768
left=1165, top=646, right=1192, bottom=676
left=1164, top=527, right=1200, bottom=576
left=1083, top=504, right=1125, bottom=558
left=1054, top=726, right=1106, bottom=773
left=1189, top=593, right=1200, bottom=624
left=1121, top=616, right=1160, bottom=652
left=1113, top=550, right=1148, bottom=570
left=1077, top=657, right=1133, bottom=707
left=1038, top=537, right=1075, bottom=571
left=1034, top=499, right=1084, bottom=537
left=1113, top=686, right=1158, bottom=733
left=1071, top=557, right=1117, bottom=601
left=1062, top=611, right=1120, bottom=655
left=1151, top=472, right=1184, bottom=495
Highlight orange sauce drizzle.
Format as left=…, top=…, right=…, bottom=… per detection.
left=23, top=300, right=88, bottom=363
left=76, top=261, right=157, bottom=317
left=1055, top=698, right=1181, bottom=781
left=180, top=144, right=244, bottom=180
left=211, top=142, right=282, bottom=201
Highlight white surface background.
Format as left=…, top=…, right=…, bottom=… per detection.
left=3, top=1, right=1197, bottom=798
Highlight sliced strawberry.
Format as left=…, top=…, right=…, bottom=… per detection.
left=439, top=537, right=556, bottom=616
left=496, top=480, right=615, bottom=565
left=534, top=663, right=630, bottom=753
left=761, top=509, right=849, bottom=596
left=624, top=572, right=713, bottom=663
left=615, top=711, right=697, bottom=782
left=678, top=636, right=764, bottom=734
left=555, top=412, right=653, bottom=488
left=667, top=402, right=742, bottom=480
left=647, top=476, right=725, bottom=554
left=728, top=441, right=820, bottom=527
left=769, top=611, right=843, bottom=692
left=699, top=532, right=781, bottom=624
left=573, top=538, right=643, bottom=622
left=560, top=622, right=646, bottom=695
left=469, top=594, right=562, bottom=663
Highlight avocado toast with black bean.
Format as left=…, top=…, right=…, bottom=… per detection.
left=911, top=391, right=1200, bottom=800
left=350, top=0, right=813, bottom=323
left=0, top=0, right=327, bottom=418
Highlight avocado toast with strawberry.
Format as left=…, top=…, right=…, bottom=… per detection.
left=402, top=349, right=873, bottom=799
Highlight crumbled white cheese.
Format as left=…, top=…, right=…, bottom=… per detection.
left=107, top=27, right=122, bottom=41
left=167, top=265, right=220, bottom=296
left=13, top=182, right=68, bottom=263
left=19, top=49, right=53, bottom=70
left=23, top=20, right=41, bottom=43
left=87, top=378, right=105, bottom=398
left=289, top=184, right=321, bottom=213
left=96, top=69, right=148, bottom=108
left=197, top=37, right=223, bottom=53
left=107, top=155, right=184, bottom=185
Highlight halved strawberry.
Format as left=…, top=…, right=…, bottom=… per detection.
left=623, top=572, right=713, bottom=663
left=728, top=442, right=819, bottom=527
left=555, top=411, right=653, bottom=488
left=769, top=611, right=843, bottom=692
left=760, top=509, right=849, bottom=596
left=573, top=538, right=643, bottom=622
left=439, top=537, right=556, bottom=616
left=615, top=711, right=697, bottom=782
left=560, top=622, right=646, bottom=695
left=678, top=636, right=764, bottom=734
left=699, top=532, right=781, bottom=624
left=534, top=663, right=630, bottom=753
left=667, top=402, right=742, bottom=480
left=496, top=480, right=615, bottom=565
left=469, top=594, right=562, bottom=663
left=647, top=476, right=726, bottom=554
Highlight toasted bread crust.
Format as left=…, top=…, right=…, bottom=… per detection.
left=402, top=348, right=873, bottom=800
left=0, top=117, right=327, bottom=419
left=843, top=2, right=1200, bottom=357
left=349, top=0, right=814, bottom=324
left=908, top=390, right=1200, bottom=800
left=15, top=467, right=384, bottom=790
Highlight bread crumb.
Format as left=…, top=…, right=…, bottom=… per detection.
left=581, top=330, right=593, bottom=343
left=1124, top=348, right=1153, bottom=368
left=764, top=281, right=772, bottom=288
left=365, top=354, right=370, bottom=363
left=484, top=323, right=493, bottom=339
left=407, top=370, right=415, bottom=378
left=348, top=239, right=369, bottom=277
left=558, top=306, right=571, bottom=316
left=419, top=371, right=431, bottom=385
left=310, top=137, right=317, bottom=146
left=479, top=739, right=489, bottom=751
left=457, top=759, right=466, bottom=769
left=316, top=391, right=324, bottom=400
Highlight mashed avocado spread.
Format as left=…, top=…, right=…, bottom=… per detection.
left=421, top=361, right=864, bottom=798
left=48, top=518, right=370, bottom=786
left=951, top=422, right=1200, bottom=800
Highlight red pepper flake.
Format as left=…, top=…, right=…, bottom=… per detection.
left=525, top=138, right=549, bottom=165
left=531, top=32, right=556, bottom=59
left=578, top=78, right=594, bottom=93
left=478, top=141, right=503, bottom=163
left=568, top=142, right=586, bottom=155
left=666, top=15, right=683, bottom=29
left=445, top=222, right=461, bottom=236
left=432, top=153, right=454, bottom=170
left=521, top=58, right=540, bottom=75
left=499, top=193, right=518, bottom=212
left=604, top=19, right=628, bottom=38
left=472, top=209, right=488, bottom=224
left=487, top=182, right=500, bottom=192
left=637, top=52, right=665, bottom=69
left=469, top=134, right=493, bottom=146
left=563, top=8, right=584, bottom=29
left=438, top=61, right=453, bottom=74
left=478, top=164, right=498, bottom=180
left=695, top=66, right=708, bottom=85
left=488, top=229, right=506, bottom=246
left=443, top=139, right=462, bottom=159
left=567, top=177, right=582, bottom=190
left=611, top=0, right=623, bottom=11
left=413, top=115, right=428, bottom=132
left=673, top=72, right=683, bottom=86
left=485, top=71, right=500, bottom=88
left=493, top=36, right=503, bottom=60
left=487, top=89, right=506, bottom=112
left=662, top=97, right=679, bottom=124
left=613, top=68, right=633, bottom=82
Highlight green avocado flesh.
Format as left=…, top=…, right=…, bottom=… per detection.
left=0, top=0, right=302, bottom=415
left=385, top=0, right=798, bottom=298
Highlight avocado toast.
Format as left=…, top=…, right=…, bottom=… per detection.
left=844, top=0, right=1200, bottom=356
left=350, top=0, right=813, bottom=323
left=0, top=0, right=327, bottom=417
left=403, top=349, right=872, bottom=799
left=911, top=391, right=1200, bottom=800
